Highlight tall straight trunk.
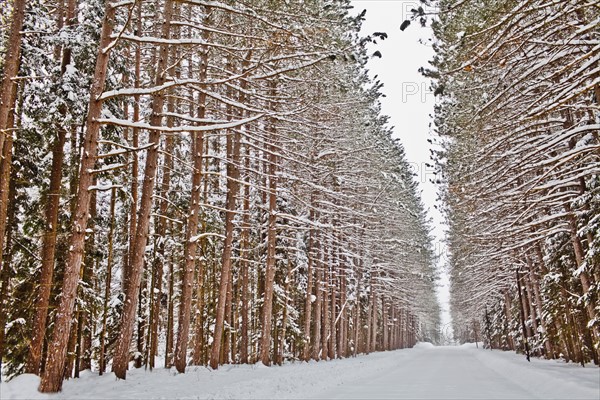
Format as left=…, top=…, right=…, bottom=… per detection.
left=179, top=22, right=211, bottom=371
left=99, top=187, right=116, bottom=374
left=165, top=243, right=175, bottom=368
left=519, top=273, right=533, bottom=339
left=77, top=186, right=96, bottom=375
left=230, top=275, right=238, bottom=362
left=221, top=271, right=234, bottom=364
left=277, top=259, right=293, bottom=365
left=0, top=0, right=25, bottom=287
left=63, top=312, right=78, bottom=379
left=134, top=279, right=145, bottom=368
left=320, top=247, right=329, bottom=361
left=148, top=133, right=173, bottom=370
left=123, top=5, right=142, bottom=293
left=210, top=126, right=243, bottom=366
left=112, top=0, right=174, bottom=380
left=0, top=0, right=25, bottom=157
left=504, top=291, right=515, bottom=350
left=524, top=271, right=539, bottom=343
left=259, top=152, right=278, bottom=365
left=311, top=247, right=322, bottom=361
left=239, top=135, right=252, bottom=364
left=259, top=94, right=278, bottom=366
left=381, top=298, right=388, bottom=351
left=402, top=309, right=408, bottom=348
left=516, top=269, right=531, bottom=362
left=191, top=256, right=205, bottom=365
left=27, top=131, right=67, bottom=375
left=0, top=115, right=18, bottom=376
left=369, top=285, right=377, bottom=352
left=338, top=259, right=346, bottom=358
left=175, top=128, right=204, bottom=372
left=0, top=79, right=17, bottom=285
left=328, top=265, right=336, bottom=359
left=302, top=211, right=315, bottom=361
left=221, top=56, right=237, bottom=366
left=39, top=3, right=116, bottom=392
left=26, top=0, right=75, bottom=368
left=365, top=280, right=373, bottom=354
left=353, top=265, right=361, bottom=356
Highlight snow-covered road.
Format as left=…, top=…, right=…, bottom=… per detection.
left=3, top=343, right=599, bottom=399
left=317, top=343, right=599, bottom=399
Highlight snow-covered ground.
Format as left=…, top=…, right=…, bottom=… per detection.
left=3, top=344, right=599, bottom=399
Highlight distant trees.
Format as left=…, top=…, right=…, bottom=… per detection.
left=0, top=0, right=440, bottom=393
left=431, top=0, right=600, bottom=364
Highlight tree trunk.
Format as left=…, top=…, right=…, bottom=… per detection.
left=516, top=269, right=531, bottom=362
left=239, top=142, right=251, bottom=364
left=259, top=110, right=278, bottom=366
left=165, top=243, right=175, bottom=368
left=302, top=214, right=314, bottom=361
left=311, top=244, right=322, bottom=361
left=29, top=0, right=76, bottom=361
left=566, top=207, right=600, bottom=346
left=123, top=4, right=142, bottom=294
left=147, top=131, right=173, bottom=370
left=27, top=127, right=67, bottom=374
left=277, top=259, right=293, bottom=365
left=320, top=248, right=329, bottom=361
left=328, top=266, right=336, bottom=359
left=39, top=3, right=116, bottom=392
left=0, top=0, right=25, bottom=294
left=504, top=291, right=515, bottom=350
left=112, top=0, right=174, bottom=379
left=175, top=128, right=205, bottom=372
left=77, top=185, right=96, bottom=374
left=0, top=0, right=25, bottom=159
left=99, top=187, right=116, bottom=374
left=0, top=137, right=17, bottom=378
left=353, top=266, right=361, bottom=356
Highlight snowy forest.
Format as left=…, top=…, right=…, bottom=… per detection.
left=0, top=0, right=441, bottom=393
left=1, top=0, right=599, bottom=397
left=430, top=0, right=600, bottom=366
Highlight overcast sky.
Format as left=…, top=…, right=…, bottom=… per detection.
left=351, top=0, right=452, bottom=337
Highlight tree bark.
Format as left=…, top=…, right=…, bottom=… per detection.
left=239, top=144, right=251, bottom=364
left=302, top=215, right=315, bottom=360
left=99, top=187, right=116, bottom=374
left=0, top=0, right=26, bottom=288
left=259, top=111, right=278, bottom=366
left=39, top=3, right=116, bottom=392
left=147, top=131, right=173, bottom=370
left=112, top=0, right=174, bottom=379
left=0, top=124, right=17, bottom=376
left=26, top=114, right=68, bottom=376
left=277, top=259, right=293, bottom=365
left=311, top=236, right=322, bottom=361
left=178, top=16, right=211, bottom=370
left=123, top=4, right=142, bottom=294
left=0, top=0, right=25, bottom=158
left=174, top=125, right=205, bottom=373
left=165, top=242, right=175, bottom=368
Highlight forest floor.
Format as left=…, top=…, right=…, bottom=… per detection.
left=2, top=343, right=599, bottom=399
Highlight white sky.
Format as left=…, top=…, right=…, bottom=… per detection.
left=352, top=0, right=452, bottom=339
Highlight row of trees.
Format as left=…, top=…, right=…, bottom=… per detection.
left=430, top=0, right=599, bottom=364
left=0, top=0, right=441, bottom=393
